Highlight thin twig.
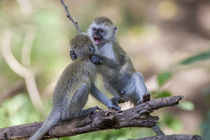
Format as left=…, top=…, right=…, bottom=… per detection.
left=60, top=0, right=81, bottom=32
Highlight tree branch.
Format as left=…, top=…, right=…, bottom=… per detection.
left=129, top=134, right=202, bottom=140
left=0, top=96, right=184, bottom=139
left=60, top=0, right=81, bottom=32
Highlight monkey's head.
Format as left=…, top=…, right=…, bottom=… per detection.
left=70, top=33, right=96, bottom=59
left=87, top=16, right=117, bottom=46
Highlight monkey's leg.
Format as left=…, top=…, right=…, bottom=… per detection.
left=121, top=72, right=149, bottom=104
left=70, top=81, right=92, bottom=118
left=90, top=84, right=121, bottom=110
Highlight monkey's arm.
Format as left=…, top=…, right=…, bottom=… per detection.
left=70, top=50, right=119, bottom=69
left=90, top=84, right=120, bottom=110
left=90, top=55, right=119, bottom=69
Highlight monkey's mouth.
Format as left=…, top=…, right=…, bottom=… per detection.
left=93, top=37, right=101, bottom=44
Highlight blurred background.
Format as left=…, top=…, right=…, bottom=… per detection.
left=0, top=0, right=210, bottom=139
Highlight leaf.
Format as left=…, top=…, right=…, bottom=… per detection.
left=178, top=101, right=194, bottom=111
left=157, top=71, right=172, bottom=86
left=179, top=51, right=210, bottom=65
left=155, top=90, right=172, bottom=98
left=163, top=114, right=183, bottom=131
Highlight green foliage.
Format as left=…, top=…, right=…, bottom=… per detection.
left=178, top=101, right=194, bottom=111
left=201, top=111, right=210, bottom=140
left=157, top=71, right=173, bottom=86
left=155, top=90, right=172, bottom=98
left=179, top=51, right=210, bottom=65
left=0, top=94, right=45, bottom=128
left=162, top=114, right=183, bottom=131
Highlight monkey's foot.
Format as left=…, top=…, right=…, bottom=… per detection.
left=143, top=94, right=151, bottom=102
left=108, top=105, right=121, bottom=111
left=137, top=94, right=151, bottom=105
left=94, top=106, right=102, bottom=111
left=70, top=50, right=77, bottom=60
left=89, top=106, right=102, bottom=113
left=111, top=97, right=120, bottom=106
left=80, top=106, right=102, bottom=117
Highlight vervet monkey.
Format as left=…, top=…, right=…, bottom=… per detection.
left=70, top=17, right=150, bottom=106
left=30, top=33, right=120, bottom=140
left=70, top=18, right=163, bottom=135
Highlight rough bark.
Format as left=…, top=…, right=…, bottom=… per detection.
left=0, top=96, right=183, bottom=140
left=130, top=134, right=202, bottom=140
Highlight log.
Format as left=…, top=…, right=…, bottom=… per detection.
left=130, top=134, right=202, bottom=140
left=0, top=96, right=183, bottom=140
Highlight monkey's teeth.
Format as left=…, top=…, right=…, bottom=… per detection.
left=94, top=38, right=100, bottom=44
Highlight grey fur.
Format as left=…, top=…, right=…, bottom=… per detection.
left=30, top=33, right=119, bottom=140
left=87, top=17, right=149, bottom=105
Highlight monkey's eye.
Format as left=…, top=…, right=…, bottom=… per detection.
left=98, top=28, right=105, bottom=34
left=89, top=45, right=95, bottom=52
left=92, top=27, right=97, bottom=32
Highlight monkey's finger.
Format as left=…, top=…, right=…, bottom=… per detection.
left=94, top=106, right=102, bottom=111
left=71, top=56, right=77, bottom=60
left=70, top=50, right=76, bottom=55
left=109, top=105, right=121, bottom=111
left=143, top=94, right=151, bottom=102
left=70, top=51, right=77, bottom=60
left=89, top=45, right=95, bottom=52
left=137, top=100, right=143, bottom=105
left=91, top=56, right=101, bottom=64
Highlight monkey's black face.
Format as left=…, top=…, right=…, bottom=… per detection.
left=92, top=27, right=106, bottom=45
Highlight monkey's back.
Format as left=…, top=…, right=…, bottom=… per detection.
left=52, top=59, right=96, bottom=119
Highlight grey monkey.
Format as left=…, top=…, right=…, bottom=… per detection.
left=70, top=17, right=164, bottom=135
left=30, top=33, right=120, bottom=140
left=71, top=17, right=150, bottom=106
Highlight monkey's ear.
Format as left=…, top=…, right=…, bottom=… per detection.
left=113, top=26, right=117, bottom=31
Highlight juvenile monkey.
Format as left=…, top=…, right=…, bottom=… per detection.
left=30, top=33, right=119, bottom=140
left=71, top=17, right=150, bottom=106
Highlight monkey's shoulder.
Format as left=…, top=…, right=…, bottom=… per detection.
left=112, top=41, right=126, bottom=55
left=61, top=60, right=96, bottom=76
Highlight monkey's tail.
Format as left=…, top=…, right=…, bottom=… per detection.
left=29, top=111, right=60, bottom=140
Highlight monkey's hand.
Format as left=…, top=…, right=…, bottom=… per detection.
left=70, top=50, right=77, bottom=60
left=108, top=104, right=121, bottom=111
left=90, top=55, right=103, bottom=64
left=89, top=106, right=102, bottom=113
